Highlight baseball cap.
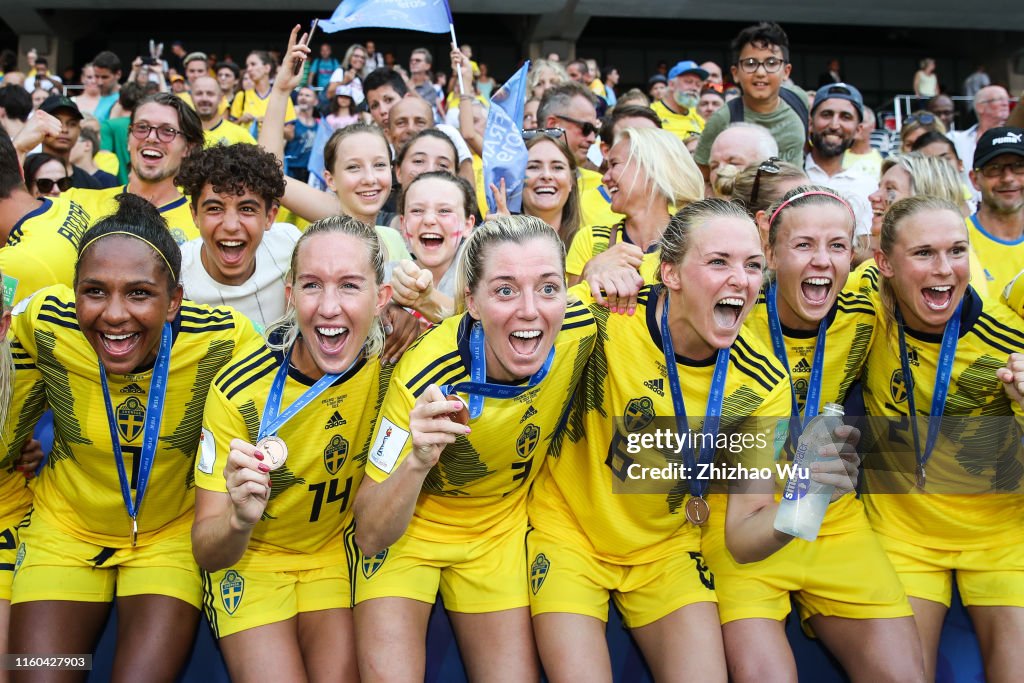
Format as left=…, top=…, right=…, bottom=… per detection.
left=648, top=74, right=667, bottom=87
left=39, top=95, right=83, bottom=120
left=811, top=82, right=864, bottom=121
left=973, top=126, right=1024, bottom=169
left=170, top=74, right=185, bottom=83
left=668, top=60, right=709, bottom=81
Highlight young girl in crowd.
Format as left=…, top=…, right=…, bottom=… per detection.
left=193, top=216, right=393, bottom=682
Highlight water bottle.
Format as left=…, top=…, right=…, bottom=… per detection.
left=773, top=402, right=846, bottom=542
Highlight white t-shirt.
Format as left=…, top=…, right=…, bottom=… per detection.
left=180, top=223, right=301, bottom=331
left=804, top=154, right=875, bottom=238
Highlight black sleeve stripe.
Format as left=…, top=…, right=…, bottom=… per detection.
left=836, top=304, right=876, bottom=317
left=42, top=294, right=75, bottom=311
left=38, top=303, right=77, bottom=321
left=977, top=313, right=1024, bottom=347
left=215, top=346, right=276, bottom=393
left=36, top=314, right=79, bottom=331
left=729, top=352, right=777, bottom=393
left=971, top=329, right=1021, bottom=357
left=407, top=358, right=466, bottom=394
left=179, top=323, right=236, bottom=333
left=223, top=359, right=279, bottom=401
left=404, top=349, right=461, bottom=389
left=561, top=319, right=595, bottom=332
left=733, top=336, right=786, bottom=382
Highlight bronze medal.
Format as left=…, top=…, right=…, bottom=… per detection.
left=445, top=395, right=470, bottom=425
left=256, top=435, right=289, bottom=471
left=685, top=496, right=710, bottom=526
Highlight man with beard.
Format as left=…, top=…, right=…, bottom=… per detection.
left=651, top=60, right=707, bottom=143
left=67, top=93, right=203, bottom=244
left=804, top=82, right=873, bottom=238
left=192, top=76, right=254, bottom=147
left=967, top=127, right=1024, bottom=291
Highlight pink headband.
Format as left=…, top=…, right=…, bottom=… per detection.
left=768, top=190, right=856, bottom=228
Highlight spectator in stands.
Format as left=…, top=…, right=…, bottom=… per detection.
left=963, top=65, right=990, bottom=98
left=647, top=74, right=667, bottom=102
left=900, top=111, right=947, bottom=152
left=966, top=127, right=1024, bottom=292
left=476, top=63, right=496, bottom=99
left=215, top=61, right=241, bottom=109
left=407, top=48, right=439, bottom=114
left=804, top=83, right=874, bottom=238
left=24, top=57, right=61, bottom=93
left=363, top=40, right=385, bottom=76
left=698, top=84, right=725, bottom=122
left=285, top=86, right=318, bottom=182
left=528, top=59, right=568, bottom=101
left=232, top=50, right=296, bottom=141
left=23, top=152, right=72, bottom=198
left=327, top=44, right=366, bottom=104
left=72, top=63, right=102, bottom=116
left=708, top=122, right=779, bottom=198
left=38, top=95, right=101, bottom=190
left=910, top=130, right=965, bottom=177
left=307, top=42, right=339, bottom=91
left=913, top=58, right=938, bottom=100
left=70, top=127, right=118, bottom=188
left=701, top=61, right=724, bottom=85
left=30, top=88, right=48, bottom=112
left=91, top=50, right=123, bottom=121
left=183, top=52, right=209, bottom=88
left=0, top=85, right=31, bottom=140
left=818, top=58, right=842, bottom=87
left=363, top=68, right=406, bottom=129
left=616, top=88, right=649, bottom=108
left=566, top=59, right=588, bottom=85
left=730, top=158, right=808, bottom=241
left=523, top=97, right=540, bottom=130
left=926, top=94, right=956, bottom=131
left=695, top=22, right=809, bottom=172
left=193, top=76, right=255, bottom=147
left=844, top=105, right=884, bottom=179
left=602, top=66, right=619, bottom=106
left=951, top=85, right=1010, bottom=180
left=651, top=60, right=707, bottom=143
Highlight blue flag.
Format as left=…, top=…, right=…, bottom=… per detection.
left=483, top=60, right=530, bottom=214
left=321, top=0, right=452, bottom=34
left=306, top=118, right=335, bottom=189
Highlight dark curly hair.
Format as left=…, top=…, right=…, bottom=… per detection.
left=175, top=143, right=285, bottom=211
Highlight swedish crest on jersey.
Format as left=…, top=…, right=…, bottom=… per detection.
left=624, top=397, right=655, bottom=432
left=362, top=549, right=388, bottom=579
left=530, top=553, right=550, bottom=594
left=220, top=569, right=244, bottom=615
left=116, top=396, right=146, bottom=442
left=516, top=424, right=541, bottom=459
left=324, top=434, right=348, bottom=474
left=890, top=369, right=908, bottom=404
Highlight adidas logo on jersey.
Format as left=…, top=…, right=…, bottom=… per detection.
left=325, top=411, right=347, bottom=429
left=643, top=378, right=664, bottom=396
left=792, top=358, right=812, bottom=374
left=520, top=405, right=538, bottom=423
left=120, top=383, right=145, bottom=394
left=906, top=347, right=920, bottom=366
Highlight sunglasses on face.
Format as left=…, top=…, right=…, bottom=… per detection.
left=35, top=176, right=73, bottom=193
left=750, top=157, right=781, bottom=207
left=522, top=127, right=565, bottom=141
left=553, top=114, right=599, bottom=137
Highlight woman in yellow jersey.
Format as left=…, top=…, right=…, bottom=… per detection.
left=258, top=29, right=409, bottom=264
left=5, top=194, right=261, bottom=680
left=353, top=215, right=597, bottom=681
left=566, top=127, right=703, bottom=313
left=389, top=172, right=476, bottom=325
left=863, top=196, right=1024, bottom=681
left=231, top=49, right=295, bottom=140
left=702, top=186, right=924, bottom=682
left=192, top=216, right=392, bottom=681
left=527, top=199, right=860, bottom=682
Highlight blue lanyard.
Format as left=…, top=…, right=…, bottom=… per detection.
left=99, top=322, right=172, bottom=540
left=660, top=292, right=730, bottom=500
left=441, top=321, right=555, bottom=420
left=765, top=282, right=829, bottom=448
left=896, top=299, right=962, bottom=482
left=258, top=345, right=361, bottom=440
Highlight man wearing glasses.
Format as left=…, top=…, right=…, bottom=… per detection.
left=966, top=127, right=1024, bottom=291
left=67, top=92, right=204, bottom=244
left=952, top=86, right=1011, bottom=194
left=650, top=60, right=707, bottom=143
left=695, top=22, right=809, bottom=175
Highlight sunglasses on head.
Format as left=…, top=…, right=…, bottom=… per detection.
left=522, top=127, right=565, bottom=141
left=750, top=157, right=781, bottom=207
left=553, top=114, right=599, bottom=137
left=903, top=112, right=936, bottom=127
left=35, top=176, right=73, bottom=193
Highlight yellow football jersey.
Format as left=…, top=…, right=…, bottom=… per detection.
left=1002, top=268, right=1024, bottom=316
left=861, top=286, right=1024, bottom=550
left=0, top=343, right=45, bottom=529
left=967, top=215, right=1024, bottom=295
left=66, top=185, right=199, bottom=245
left=203, top=119, right=257, bottom=148
left=9, top=286, right=261, bottom=548
left=528, top=284, right=791, bottom=564
left=741, top=290, right=878, bottom=535
left=565, top=221, right=660, bottom=283
left=577, top=168, right=622, bottom=231
left=230, top=89, right=297, bottom=136
left=650, top=100, right=705, bottom=143
left=0, top=197, right=91, bottom=305
left=365, top=301, right=597, bottom=544
left=196, top=341, right=391, bottom=571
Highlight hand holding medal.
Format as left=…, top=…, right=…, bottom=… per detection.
left=409, top=384, right=472, bottom=467
left=225, top=438, right=273, bottom=528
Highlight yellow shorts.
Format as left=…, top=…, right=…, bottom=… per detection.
left=701, top=525, right=911, bottom=629
left=202, top=562, right=352, bottom=639
left=526, top=527, right=716, bottom=629
left=878, top=532, right=1024, bottom=608
left=0, top=523, right=21, bottom=602
left=354, top=523, right=528, bottom=613
left=11, top=510, right=201, bottom=608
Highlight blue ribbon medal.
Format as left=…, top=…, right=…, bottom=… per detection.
left=440, top=321, right=555, bottom=420
left=660, top=292, right=730, bottom=525
left=896, top=299, right=962, bottom=490
left=765, top=282, right=829, bottom=449
left=99, top=322, right=173, bottom=547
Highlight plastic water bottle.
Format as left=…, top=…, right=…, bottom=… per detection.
left=773, top=402, right=846, bottom=542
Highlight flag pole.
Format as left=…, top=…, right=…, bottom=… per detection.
left=444, top=1, right=466, bottom=95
